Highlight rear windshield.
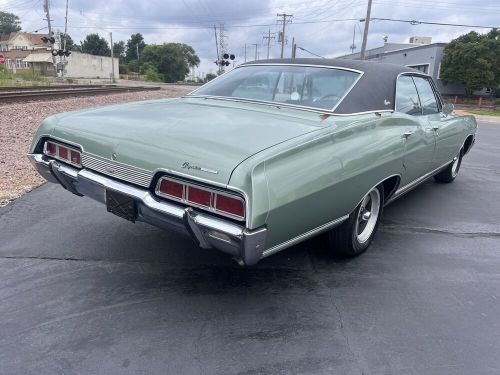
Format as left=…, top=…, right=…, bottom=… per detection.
left=190, top=65, right=360, bottom=110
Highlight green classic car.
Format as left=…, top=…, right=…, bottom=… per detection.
left=28, top=59, right=477, bottom=265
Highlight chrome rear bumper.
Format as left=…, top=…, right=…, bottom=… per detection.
left=28, top=153, right=267, bottom=265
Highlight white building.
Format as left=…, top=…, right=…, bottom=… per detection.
left=24, top=51, right=119, bottom=80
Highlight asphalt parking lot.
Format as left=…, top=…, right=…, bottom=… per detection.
left=0, top=119, right=499, bottom=375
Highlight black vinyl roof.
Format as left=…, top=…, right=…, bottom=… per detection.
left=242, top=58, right=425, bottom=114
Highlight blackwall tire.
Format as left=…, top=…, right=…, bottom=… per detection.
left=434, top=149, right=463, bottom=183
left=327, top=184, right=385, bottom=257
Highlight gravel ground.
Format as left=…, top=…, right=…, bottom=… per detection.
left=0, top=87, right=191, bottom=206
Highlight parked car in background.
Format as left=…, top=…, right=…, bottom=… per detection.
left=28, top=59, right=477, bottom=265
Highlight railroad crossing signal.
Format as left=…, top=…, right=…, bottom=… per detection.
left=51, top=49, right=71, bottom=57
left=41, top=36, right=56, bottom=44
left=216, top=53, right=235, bottom=67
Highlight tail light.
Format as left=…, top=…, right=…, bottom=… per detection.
left=215, top=194, right=245, bottom=219
left=155, top=177, right=246, bottom=221
left=43, top=140, right=82, bottom=168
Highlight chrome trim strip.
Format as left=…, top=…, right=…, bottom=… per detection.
left=391, top=159, right=453, bottom=200
left=261, top=215, right=349, bottom=258
left=184, top=95, right=393, bottom=117
left=82, top=152, right=153, bottom=188
left=187, top=63, right=364, bottom=114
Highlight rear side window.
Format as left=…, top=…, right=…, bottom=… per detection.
left=395, top=76, right=421, bottom=116
left=413, top=76, right=439, bottom=115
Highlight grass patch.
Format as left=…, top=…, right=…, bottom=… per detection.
left=0, top=66, right=48, bottom=87
left=468, top=110, right=500, bottom=117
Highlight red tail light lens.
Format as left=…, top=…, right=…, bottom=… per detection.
left=215, top=194, right=245, bottom=219
left=58, top=146, right=68, bottom=160
left=43, top=140, right=82, bottom=168
left=158, top=179, right=184, bottom=199
left=155, top=176, right=245, bottom=221
left=187, top=186, right=212, bottom=207
left=46, top=142, right=56, bottom=155
left=70, top=150, right=81, bottom=165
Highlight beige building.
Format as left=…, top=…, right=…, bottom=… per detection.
left=1, top=32, right=118, bottom=80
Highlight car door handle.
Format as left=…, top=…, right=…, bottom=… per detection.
left=402, top=131, right=414, bottom=139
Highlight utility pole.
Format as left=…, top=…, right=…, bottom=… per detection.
left=360, top=0, right=372, bottom=60
left=110, top=32, right=115, bottom=83
left=214, top=25, right=220, bottom=74
left=291, top=37, right=297, bottom=59
left=244, top=43, right=247, bottom=62
left=262, top=29, right=275, bottom=59
left=251, top=43, right=258, bottom=61
left=350, top=24, right=356, bottom=54
left=277, top=13, right=293, bottom=59
left=43, top=0, right=56, bottom=71
left=60, top=0, right=69, bottom=79
left=218, top=24, right=227, bottom=72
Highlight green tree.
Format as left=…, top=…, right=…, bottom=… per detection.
left=205, top=73, right=217, bottom=82
left=142, top=62, right=163, bottom=82
left=441, top=29, right=500, bottom=96
left=113, top=41, right=126, bottom=58
left=0, top=11, right=21, bottom=35
left=141, top=43, right=200, bottom=82
left=59, top=32, right=77, bottom=51
left=125, top=33, right=146, bottom=62
left=80, top=33, right=110, bottom=56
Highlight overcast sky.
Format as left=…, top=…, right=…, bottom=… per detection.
left=1, top=0, right=499, bottom=76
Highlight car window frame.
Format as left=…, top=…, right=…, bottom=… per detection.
left=411, top=75, right=442, bottom=115
left=394, top=73, right=423, bottom=116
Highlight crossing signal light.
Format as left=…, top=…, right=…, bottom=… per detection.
left=41, top=36, right=56, bottom=44
left=52, top=49, right=71, bottom=57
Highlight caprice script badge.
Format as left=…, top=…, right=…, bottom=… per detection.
left=181, top=162, right=219, bottom=174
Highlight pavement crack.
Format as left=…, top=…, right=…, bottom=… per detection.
left=307, top=253, right=370, bottom=375
left=380, top=224, right=500, bottom=239
left=0, top=255, right=90, bottom=262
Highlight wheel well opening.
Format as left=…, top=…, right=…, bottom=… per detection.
left=381, top=176, right=400, bottom=202
left=463, top=135, right=474, bottom=155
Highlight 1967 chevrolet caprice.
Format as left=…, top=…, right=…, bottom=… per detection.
left=28, top=59, right=477, bottom=265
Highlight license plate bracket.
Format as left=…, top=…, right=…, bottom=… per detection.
left=106, top=190, right=137, bottom=222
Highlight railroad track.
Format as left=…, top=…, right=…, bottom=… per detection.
left=0, top=85, right=161, bottom=103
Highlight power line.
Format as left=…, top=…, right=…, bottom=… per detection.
left=370, top=17, right=499, bottom=29
left=297, top=46, right=325, bottom=58
left=55, top=18, right=359, bottom=31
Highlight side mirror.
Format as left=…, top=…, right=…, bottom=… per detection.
left=442, top=102, right=454, bottom=116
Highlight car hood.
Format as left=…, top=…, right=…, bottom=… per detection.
left=48, top=98, right=323, bottom=185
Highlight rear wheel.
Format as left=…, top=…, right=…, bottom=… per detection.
left=434, top=149, right=463, bottom=183
left=327, top=185, right=384, bottom=257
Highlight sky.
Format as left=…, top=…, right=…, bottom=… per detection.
left=1, top=0, right=499, bottom=77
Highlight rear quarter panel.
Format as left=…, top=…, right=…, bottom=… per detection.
left=231, top=112, right=408, bottom=249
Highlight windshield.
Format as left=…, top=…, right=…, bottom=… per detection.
left=190, top=65, right=361, bottom=110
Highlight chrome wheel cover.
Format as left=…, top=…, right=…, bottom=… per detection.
left=451, top=154, right=460, bottom=177
left=355, top=189, right=381, bottom=244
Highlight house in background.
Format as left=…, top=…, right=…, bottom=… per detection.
left=337, top=37, right=466, bottom=96
left=0, top=32, right=53, bottom=73
left=1, top=32, right=118, bottom=80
